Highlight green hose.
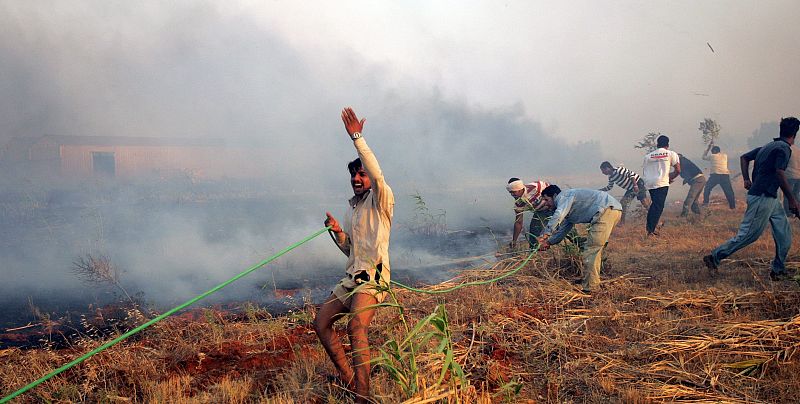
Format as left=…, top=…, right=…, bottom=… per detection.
left=391, top=246, right=538, bottom=294
left=2, top=226, right=538, bottom=402
left=0, top=226, right=330, bottom=404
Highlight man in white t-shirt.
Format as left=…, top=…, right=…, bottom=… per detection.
left=642, top=135, right=681, bottom=236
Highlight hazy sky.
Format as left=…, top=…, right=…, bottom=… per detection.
left=1, top=0, right=798, bottom=318
left=243, top=0, right=799, bottom=157
left=2, top=0, right=798, bottom=169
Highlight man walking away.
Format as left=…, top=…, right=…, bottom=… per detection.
left=536, top=185, right=622, bottom=294
left=678, top=154, right=706, bottom=216
left=599, top=161, right=649, bottom=224
left=642, top=135, right=681, bottom=236
left=783, top=141, right=800, bottom=215
left=704, top=117, right=800, bottom=281
left=702, top=144, right=736, bottom=209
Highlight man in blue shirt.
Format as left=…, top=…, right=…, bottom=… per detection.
left=704, top=117, right=800, bottom=280
left=537, top=185, right=622, bottom=293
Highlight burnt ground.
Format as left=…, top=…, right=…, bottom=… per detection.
left=0, top=183, right=502, bottom=349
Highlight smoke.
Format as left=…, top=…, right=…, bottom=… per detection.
left=0, top=2, right=601, bottom=322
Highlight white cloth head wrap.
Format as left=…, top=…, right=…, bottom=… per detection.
left=506, top=180, right=525, bottom=192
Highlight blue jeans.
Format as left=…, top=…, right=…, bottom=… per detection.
left=710, top=194, right=791, bottom=274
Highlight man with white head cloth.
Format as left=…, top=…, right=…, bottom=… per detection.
left=507, top=177, right=550, bottom=248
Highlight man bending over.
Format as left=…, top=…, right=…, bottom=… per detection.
left=599, top=161, right=649, bottom=224
left=537, top=186, right=622, bottom=294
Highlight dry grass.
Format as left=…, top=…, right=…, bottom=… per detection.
left=2, top=200, right=800, bottom=403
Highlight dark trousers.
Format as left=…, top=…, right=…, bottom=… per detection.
left=647, top=186, right=669, bottom=234
left=703, top=173, right=735, bottom=209
left=682, top=175, right=706, bottom=216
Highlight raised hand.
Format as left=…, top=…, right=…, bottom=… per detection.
left=341, top=107, right=365, bottom=137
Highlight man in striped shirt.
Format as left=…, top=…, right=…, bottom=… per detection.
left=507, top=178, right=550, bottom=247
left=599, top=162, right=649, bottom=224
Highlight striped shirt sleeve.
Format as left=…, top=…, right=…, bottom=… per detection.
left=599, top=177, right=615, bottom=192
left=601, top=167, right=640, bottom=192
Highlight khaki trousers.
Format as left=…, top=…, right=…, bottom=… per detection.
left=582, top=208, right=622, bottom=292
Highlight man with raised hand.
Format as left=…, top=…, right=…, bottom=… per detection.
left=702, top=144, right=736, bottom=209
left=314, top=107, right=394, bottom=403
left=536, top=185, right=622, bottom=294
left=704, top=117, right=800, bottom=281
left=642, top=135, right=681, bottom=236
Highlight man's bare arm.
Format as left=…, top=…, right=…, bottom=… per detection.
left=511, top=213, right=524, bottom=245
left=703, top=143, right=712, bottom=160
left=777, top=169, right=800, bottom=217
left=740, top=155, right=753, bottom=189
left=669, top=162, right=681, bottom=183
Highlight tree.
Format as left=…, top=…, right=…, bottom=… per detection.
left=634, top=132, right=661, bottom=153
left=698, top=118, right=721, bottom=145
left=747, top=121, right=779, bottom=148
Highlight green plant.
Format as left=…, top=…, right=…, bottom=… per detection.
left=493, top=378, right=523, bottom=402
left=409, top=191, right=447, bottom=236
left=370, top=285, right=465, bottom=397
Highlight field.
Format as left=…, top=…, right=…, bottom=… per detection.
left=2, top=197, right=800, bottom=403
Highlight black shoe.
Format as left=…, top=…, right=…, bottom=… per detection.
left=769, top=271, right=788, bottom=281
left=703, top=255, right=719, bottom=276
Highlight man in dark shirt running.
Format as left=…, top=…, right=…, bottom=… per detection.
left=703, top=117, right=800, bottom=280
left=678, top=154, right=706, bottom=217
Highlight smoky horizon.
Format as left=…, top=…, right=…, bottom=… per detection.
left=0, top=2, right=796, bottom=330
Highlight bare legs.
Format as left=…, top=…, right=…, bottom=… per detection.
left=314, top=293, right=378, bottom=403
